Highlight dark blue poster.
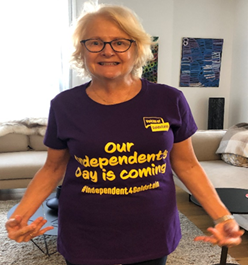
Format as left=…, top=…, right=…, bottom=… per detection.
left=179, top=38, right=224, bottom=87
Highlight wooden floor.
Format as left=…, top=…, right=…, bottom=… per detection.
left=1, top=187, right=248, bottom=264
left=176, top=186, right=248, bottom=265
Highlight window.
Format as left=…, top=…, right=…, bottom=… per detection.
left=0, top=0, right=70, bottom=122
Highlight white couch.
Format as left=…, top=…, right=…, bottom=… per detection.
left=0, top=133, right=47, bottom=189
left=173, top=130, right=248, bottom=231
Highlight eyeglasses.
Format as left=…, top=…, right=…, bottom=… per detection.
left=80, top=38, right=135, bottom=53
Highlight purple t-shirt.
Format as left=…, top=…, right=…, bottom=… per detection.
left=44, top=79, right=197, bottom=265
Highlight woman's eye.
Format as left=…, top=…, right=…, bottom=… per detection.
left=88, top=40, right=101, bottom=46
left=115, top=41, right=124, bottom=46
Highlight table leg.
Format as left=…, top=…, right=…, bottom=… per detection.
left=213, top=246, right=238, bottom=265
left=31, top=235, right=57, bottom=256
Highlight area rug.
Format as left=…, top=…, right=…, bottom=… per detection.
left=0, top=200, right=239, bottom=265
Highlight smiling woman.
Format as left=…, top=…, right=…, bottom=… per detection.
left=71, top=4, right=154, bottom=80
left=0, top=0, right=70, bottom=122
left=5, top=3, right=244, bottom=265
left=69, top=4, right=155, bottom=105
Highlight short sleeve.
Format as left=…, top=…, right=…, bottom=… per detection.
left=172, top=92, right=198, bottom=143
left=43, top=103, right=68, bottom=149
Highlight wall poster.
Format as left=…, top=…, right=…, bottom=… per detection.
left=142, top=36, right=159, bottom=83
left=179, top=37, right=224, bottom=87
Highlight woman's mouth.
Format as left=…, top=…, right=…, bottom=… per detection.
left=98, top=62, right=120, bottom=66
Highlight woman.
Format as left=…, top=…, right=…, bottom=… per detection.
left=5, top=4, right=244, bottom=265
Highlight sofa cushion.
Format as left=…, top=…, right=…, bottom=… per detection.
left=29, top=135, right=48, bottom=151
left=0, top=151, right=47, bottom=180
left=221, top=153, right=248, bottom=168
left=216, top=123, right=248, bottom=167
left=0, top=133, right=29, bottom=153
left=191, top=130, right=226, bottom=161
left=173, top=160, right=248, bottom=194
left=216, top=123, right=248, bottom=157
left=199, top=160, right=248, bottom=188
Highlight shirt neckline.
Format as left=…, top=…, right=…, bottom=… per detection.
left=83, top=79, right=147, bottom=107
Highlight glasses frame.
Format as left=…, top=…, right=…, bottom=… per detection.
left=80, top=38, right=136, bottom=53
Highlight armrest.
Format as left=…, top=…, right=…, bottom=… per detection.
left=191, top=130, right=226, bottom=161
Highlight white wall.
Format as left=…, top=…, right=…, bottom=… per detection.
left=229, top=0, right=248, bottom=126
left=171, top=0, right=235, bottom=129
left=74, top=0, right=247, bottom=129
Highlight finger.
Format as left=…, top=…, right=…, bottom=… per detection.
left=31, top=216, right=46, bottom=223
left=30, top=217, right=49, bottom=232
left=237, top=230, right=245, bottom=236
left=31, top=222, right=53, bottom=237
left=218, top=237, right=242, bottom=246
left=223, top=223, right=245, bottom=236
left=9, top=224, right=36, bottom=242
left=207, top=227, right=223, bottom=241
left=37, top=226, right=54, bottom=236
left=28, top=217, right=54, bottom=237
left=5, top=215, right=22, bottom=229
left=194, top=236, right=218, bottom=244
left=22, top=225, right=54, bottom=242
left=30, top=217, right=46, bottom=228
left=225, top=230, right=245, bottom=237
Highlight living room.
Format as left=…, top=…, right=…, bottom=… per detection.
left=0, top=0, right=247, bottom=264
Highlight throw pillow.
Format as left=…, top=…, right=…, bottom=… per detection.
left=221, top=153, right=248, bottom=168
left=216, top=123, right=248, bottom=167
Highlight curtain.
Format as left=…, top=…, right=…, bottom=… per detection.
left=0, top=0, right=71, bottom=122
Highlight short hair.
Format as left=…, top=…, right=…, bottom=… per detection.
left=70, top=3, right=154, bottom=79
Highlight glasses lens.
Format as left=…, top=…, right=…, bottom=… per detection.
left=83, top=39, right=134, bottom=53
left=85, top=39, right=104, bottom=52
left=111, top=39, right=131, bottom=52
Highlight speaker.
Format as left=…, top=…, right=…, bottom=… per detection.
left=208, top=98, right=225, bottom=129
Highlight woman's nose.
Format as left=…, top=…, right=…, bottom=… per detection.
left=101, top=43, right=115, bottom=55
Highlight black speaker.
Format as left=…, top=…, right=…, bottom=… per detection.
left=208, top=98, right=225, bottom=129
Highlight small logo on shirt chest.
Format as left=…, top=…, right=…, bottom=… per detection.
left=143, top=117, right=170, bottom=132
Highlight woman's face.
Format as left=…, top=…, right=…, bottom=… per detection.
left=82, top=16, right=137, bottom=82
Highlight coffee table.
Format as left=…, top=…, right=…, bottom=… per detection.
left=190, top=188, right=248, bottom=265
left=7, top=193, right=58, bottom=256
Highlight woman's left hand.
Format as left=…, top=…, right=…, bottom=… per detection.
left=194, top=219, right=245, bottom=248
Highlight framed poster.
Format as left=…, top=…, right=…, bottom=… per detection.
left=179, top=37, right=224, bottom=87
left=142, top=36, right=159, bottom=83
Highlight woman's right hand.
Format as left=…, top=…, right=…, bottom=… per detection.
left=5, top=148, right=69, bottom=243
left=5, top=215, right=54, bottom=242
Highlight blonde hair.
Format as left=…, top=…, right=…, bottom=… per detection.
left=70, top=3, right=154, bottom=78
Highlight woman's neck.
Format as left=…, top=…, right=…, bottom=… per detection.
left=86, top=78, right=142, bottom=105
